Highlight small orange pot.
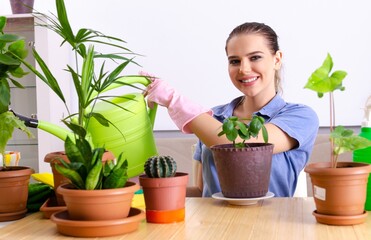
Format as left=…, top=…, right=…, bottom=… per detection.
left=139, top=172, right=188, bottom=223
left=57, top=181, right=139, bottom=221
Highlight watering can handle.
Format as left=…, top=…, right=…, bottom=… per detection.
left=90, top=76, right=158, bottom=129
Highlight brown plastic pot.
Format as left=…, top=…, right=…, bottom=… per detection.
left=139, top=172, right=188, bottom=223
left=211, top=143, right=274, bottom=198
left=305, top=161, right=371, bottom=225
left=0, top=166, right=34, bottom=221
left=57, top=181, right=139, bottom=221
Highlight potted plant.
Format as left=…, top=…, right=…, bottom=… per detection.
left=0, top=16, right=34, bottom=221
left=304, top=53, right=371, bottom=225
left=139, top=155, right=189, bottom=223
left=210, top=115, right=274, bottom=198
left=13, top=0, right=158, bottom=205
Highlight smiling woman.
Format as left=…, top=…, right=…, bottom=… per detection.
left=145, top=22, right=319, bottom=198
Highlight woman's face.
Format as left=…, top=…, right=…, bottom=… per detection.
left=226, top=34, right=282, bottom=99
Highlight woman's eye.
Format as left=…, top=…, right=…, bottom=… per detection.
left=229, top=59, right=240, bottom=65
left=250, top=55, right=262, bottom=61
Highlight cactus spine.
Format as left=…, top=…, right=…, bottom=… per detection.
left=144, top=155, right=177, bottom=178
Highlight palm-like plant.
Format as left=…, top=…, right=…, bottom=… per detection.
left=16, top=0, right=143, bottom=134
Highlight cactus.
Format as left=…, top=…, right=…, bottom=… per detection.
left=144, top=155, right=177, bottom=178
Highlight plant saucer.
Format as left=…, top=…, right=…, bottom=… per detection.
left=312, top=210, right=368, bottom=226
left=50, top=207, right=145, bottom=237
left=212, top=192, right=274, bottom=206
left=40, top=196, right=67, bottom=219
left=0, top=209, right=27, bottom=222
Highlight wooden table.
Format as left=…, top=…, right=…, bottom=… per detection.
left=0, top=197, right=370, bottom=240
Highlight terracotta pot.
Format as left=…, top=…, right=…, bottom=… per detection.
left=44, top=151, right=115, bottom=206
left=305, top=162, right=371, bottom=225
left=57, top=181, right=139, bottom=221
left=211, top=143, right=274, bottom=198
left=139, top=172, right=188, bottom=223
left=10, top=0, right=34, bottom=14
left=0, top=166, right=34, bottom=221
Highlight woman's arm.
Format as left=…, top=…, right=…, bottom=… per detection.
left=188, top=113, right=297, bottom=154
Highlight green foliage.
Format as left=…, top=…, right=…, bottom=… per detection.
left=217, top=115, right=268, bottom=148
left=331, top=126, right=371, bottom=157
left=0, top=16, right=33, bottom=162
left=144, top=155, right=177, bottom=178
left=54, top=122, right=128, bottom=190
left=16, top=0, right=143, bottom=135
left=304, top=53, right=371, bottom=167
left=304, top=53, right=347, bottom=97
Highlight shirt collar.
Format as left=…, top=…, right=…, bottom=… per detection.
left=214, top=94, right=286, bottom=120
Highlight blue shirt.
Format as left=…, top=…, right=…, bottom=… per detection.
left=194, top=94, right=319, bottom=197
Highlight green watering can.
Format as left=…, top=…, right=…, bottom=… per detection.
left=14, top=76, right=158, bottom=178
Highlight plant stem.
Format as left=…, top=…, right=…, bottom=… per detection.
left=329, top=92, right=335, bottom=168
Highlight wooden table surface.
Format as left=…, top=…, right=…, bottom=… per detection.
left=0, top=197, right=370, bottom=240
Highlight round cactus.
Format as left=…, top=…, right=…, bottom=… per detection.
left=144, top=155, right=177, bottom=178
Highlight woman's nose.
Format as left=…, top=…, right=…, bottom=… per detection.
left=239, top=60, right=251, bottom=74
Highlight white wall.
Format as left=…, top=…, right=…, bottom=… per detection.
left=1, top=0, right=370, bottom=130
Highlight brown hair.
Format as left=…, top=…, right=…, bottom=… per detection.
left=225, top=22, right=282, bottom=93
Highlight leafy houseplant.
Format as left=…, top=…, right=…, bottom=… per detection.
left=304, top=53, right=371, bottom=226
left=9, top=0, right=145, bottom=229
left=12, top=0, right=158, bottom=207
left=139, top=155, right=189, bottom=223
left=0, top=16, right=34, bottom=222
left=14, top=0, right=158, bottom=187
left=304, top=53, right=371, bottom=168
left=211, top=115, right=274, bottom=198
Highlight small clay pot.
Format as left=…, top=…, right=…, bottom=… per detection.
left=57, top=181, right=139, bottom=221
left=139, top=172, right=188, bottom=223
left=10, top=0, right=34, bottom=14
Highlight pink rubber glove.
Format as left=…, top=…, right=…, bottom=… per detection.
left=146, top=78, right=213, bottom=134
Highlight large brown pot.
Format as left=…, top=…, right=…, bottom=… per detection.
left=57, top=181, right=139, bottom=221
left=305, top=162, right=371, bottom=225
left=211, top=143, right=274, bottom=198
left=0, top=166, right=34, bottom=221
left=139, top=172, right=188, bottom=223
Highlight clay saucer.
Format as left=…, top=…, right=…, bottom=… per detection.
left=0, top=209, right=27, bottom=222
left=50, top=207, right=145, bottom=237
left=40, top=197, right=67, bottom=219
left=313, top=210, right=368, bottom=226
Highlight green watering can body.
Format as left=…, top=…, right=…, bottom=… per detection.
left=21, top=76, right=158, bottom=178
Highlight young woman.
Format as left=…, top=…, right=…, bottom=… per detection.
left=145, top=22, right=319, bottom=197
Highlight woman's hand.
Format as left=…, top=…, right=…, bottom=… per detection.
left=144, top=75, right=212, bottom=133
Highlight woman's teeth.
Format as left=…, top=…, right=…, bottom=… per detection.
left=241, top=77, right=258, bottom=83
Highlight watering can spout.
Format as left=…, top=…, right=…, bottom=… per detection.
left=11, top=110, right=71, bottom=141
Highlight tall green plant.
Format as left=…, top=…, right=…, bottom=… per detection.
left=0, top=16, right=32, bottom=166
left=304, top=53, right=371, bottom=168
left=15, top=0, right=143, bottom=137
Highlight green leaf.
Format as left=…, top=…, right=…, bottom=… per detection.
left=0, top=16, right=6, bottom=32
left=89, top=112, right=109, bottom=127
left=304, top=53, right=347, bottom=95
left=0, top=54, right=20, bottom=65
left=9, top=40, right=28, bottom=59
left=0, top=79, right=10, bottom=109
left=0, top=34, right=22, bottom=43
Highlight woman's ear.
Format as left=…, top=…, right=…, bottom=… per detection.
left=274, top=50, right=283, bottom=70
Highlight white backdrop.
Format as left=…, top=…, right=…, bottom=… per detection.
left=1, top=0, right=371, bottom=130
